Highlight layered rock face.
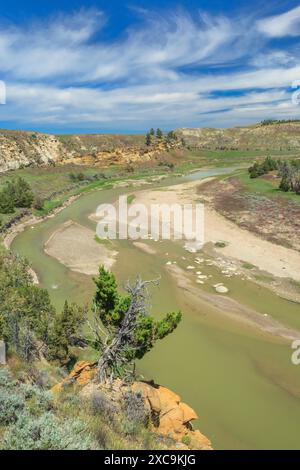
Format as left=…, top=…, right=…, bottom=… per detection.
left=52, top=361, right=212, bottom=451
left=0, top=130, right=65, bottom=171
left=0, top=130, right=179, bottom=172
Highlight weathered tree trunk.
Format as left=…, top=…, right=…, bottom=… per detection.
left=96, top=277, right=155, bottom=383
left=0, top=340, right=6, bottom=365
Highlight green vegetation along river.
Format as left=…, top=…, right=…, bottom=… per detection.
left=11, top=167, right=300, bottom=450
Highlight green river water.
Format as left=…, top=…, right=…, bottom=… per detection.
left=11, top=167, right=300, bottom=450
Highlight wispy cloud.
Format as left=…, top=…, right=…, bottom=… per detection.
left=0, top=6, right=300, bottom=131
left=257, top=5, right=300, bottom=38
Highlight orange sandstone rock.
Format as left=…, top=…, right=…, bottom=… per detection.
left=178, top=402, right=198, bottom=423
left=189, top=430, right=213, bottom=451
left=131, top=380, right=212, bottom=450
left=52, top=363, right=212, bottom=450
left=51, top=361, right=97, bottom=393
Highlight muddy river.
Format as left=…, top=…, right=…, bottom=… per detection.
left=11, top=167, right=300, bottom=450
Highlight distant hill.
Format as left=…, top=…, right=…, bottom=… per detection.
left=175, top=122, right=300, bottom=151
left=1, top=122, right=300, bottom=172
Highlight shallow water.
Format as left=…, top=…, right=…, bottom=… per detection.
left=11, top=167, right=300, bottom=450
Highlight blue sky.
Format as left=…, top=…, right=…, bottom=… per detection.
left=1, top=1, right=300, bottom=133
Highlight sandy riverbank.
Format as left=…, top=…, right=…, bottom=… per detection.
left=134, top=179, right=300, bottom=281
left=44, top=220, right=117, bottom=275
left=166, top=263, right=299, bottom=342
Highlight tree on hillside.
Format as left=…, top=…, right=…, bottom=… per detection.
left=48, top=301, right=87, bottom=363
left=149, top=128, right=155, bottom=136
left=0, top=282, right=56, bottom=362
left=248, top=156, right=278, bottom=179
left=145, top=133, right=151, bottom=146
left=33, top=196, right=44, bottom=211
left=294, top=176, right=300, bottom=195
left=0, top=177, right=34, bottom=214
left=167, top=130, right=176, bottom=141
left=0, top=188, right=15, bottom=213
left=9, top=177, right=34, bottom=208
left=0, top=249, right=87, bottom=363
left=156, top=128, right=163, bottom=139
left=90, top=266, right=182, bottom=383
left=248, top=157, right=300, bottom=195
left=278, top=161, right=294, bottom=192
left=279, top=177, right=290, bottom=192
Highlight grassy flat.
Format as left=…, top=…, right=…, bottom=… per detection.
left=237, top=171, right=300, bottom=204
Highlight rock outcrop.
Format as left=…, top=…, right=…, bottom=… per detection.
left=52, top=361, right=212, bottom=450
left=0, top=130, right=64, bottom=172
left=52, top=361, right=97, bottom=393
left=0, top=130, right=180, bottom=172
left=132, top=381, right=212, bottom=450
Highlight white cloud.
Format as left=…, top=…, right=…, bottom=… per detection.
left=257, top=6, right=300, bottom=38
left=0, top=8, right=258, bottom=83
left=0, top=7, right=300, bottom=130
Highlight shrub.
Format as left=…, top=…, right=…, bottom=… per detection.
left=182, top=434, right=191, bottom=446
left=69, top=172, right=86, bottom=182
left=0, top=370, right=53, bottom=425
left=90, top=390, right=117, bottom=420
left=279, top=177, right=290, bottom=192
left=215, top=241, right=227, bottom=248
left=33, top=196, right=44, bottom=210
left=248, top=157, right=278, bottom=179
left=19, top=384, right=53, bottom=414
left=0, top=369, right=16, bottom=388
left=2, top=412, right=96, bottom=450
left=0, top=388, right=24, bottom=425
left=122, top=390, right=149, bottom=426
left=294, top=178, right=300, bottom=195
left=118, top=418, right=141, bottom=437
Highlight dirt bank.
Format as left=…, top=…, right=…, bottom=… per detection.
left=3, top=194, right=82, bottom=250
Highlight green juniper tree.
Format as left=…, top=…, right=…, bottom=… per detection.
left=0, top=249, right=86, bottom=364
left=278, top=161, right=294, bottom=192
left=145, top=133, right=151, bottom=146
left=48, top=301, right=87, bottom=364
left=0, top=177, right=34, bottom=214
left=248, top=156, right=278, bottom=179
left=0, top=189, right=15, bottom=213
left=90, top=266, right=182, bottom=383
left=9, top=177, right=34, bottom=208
left=156, top=128, right=163, bottom=139
left=167, top=130, right=176, bottom=141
